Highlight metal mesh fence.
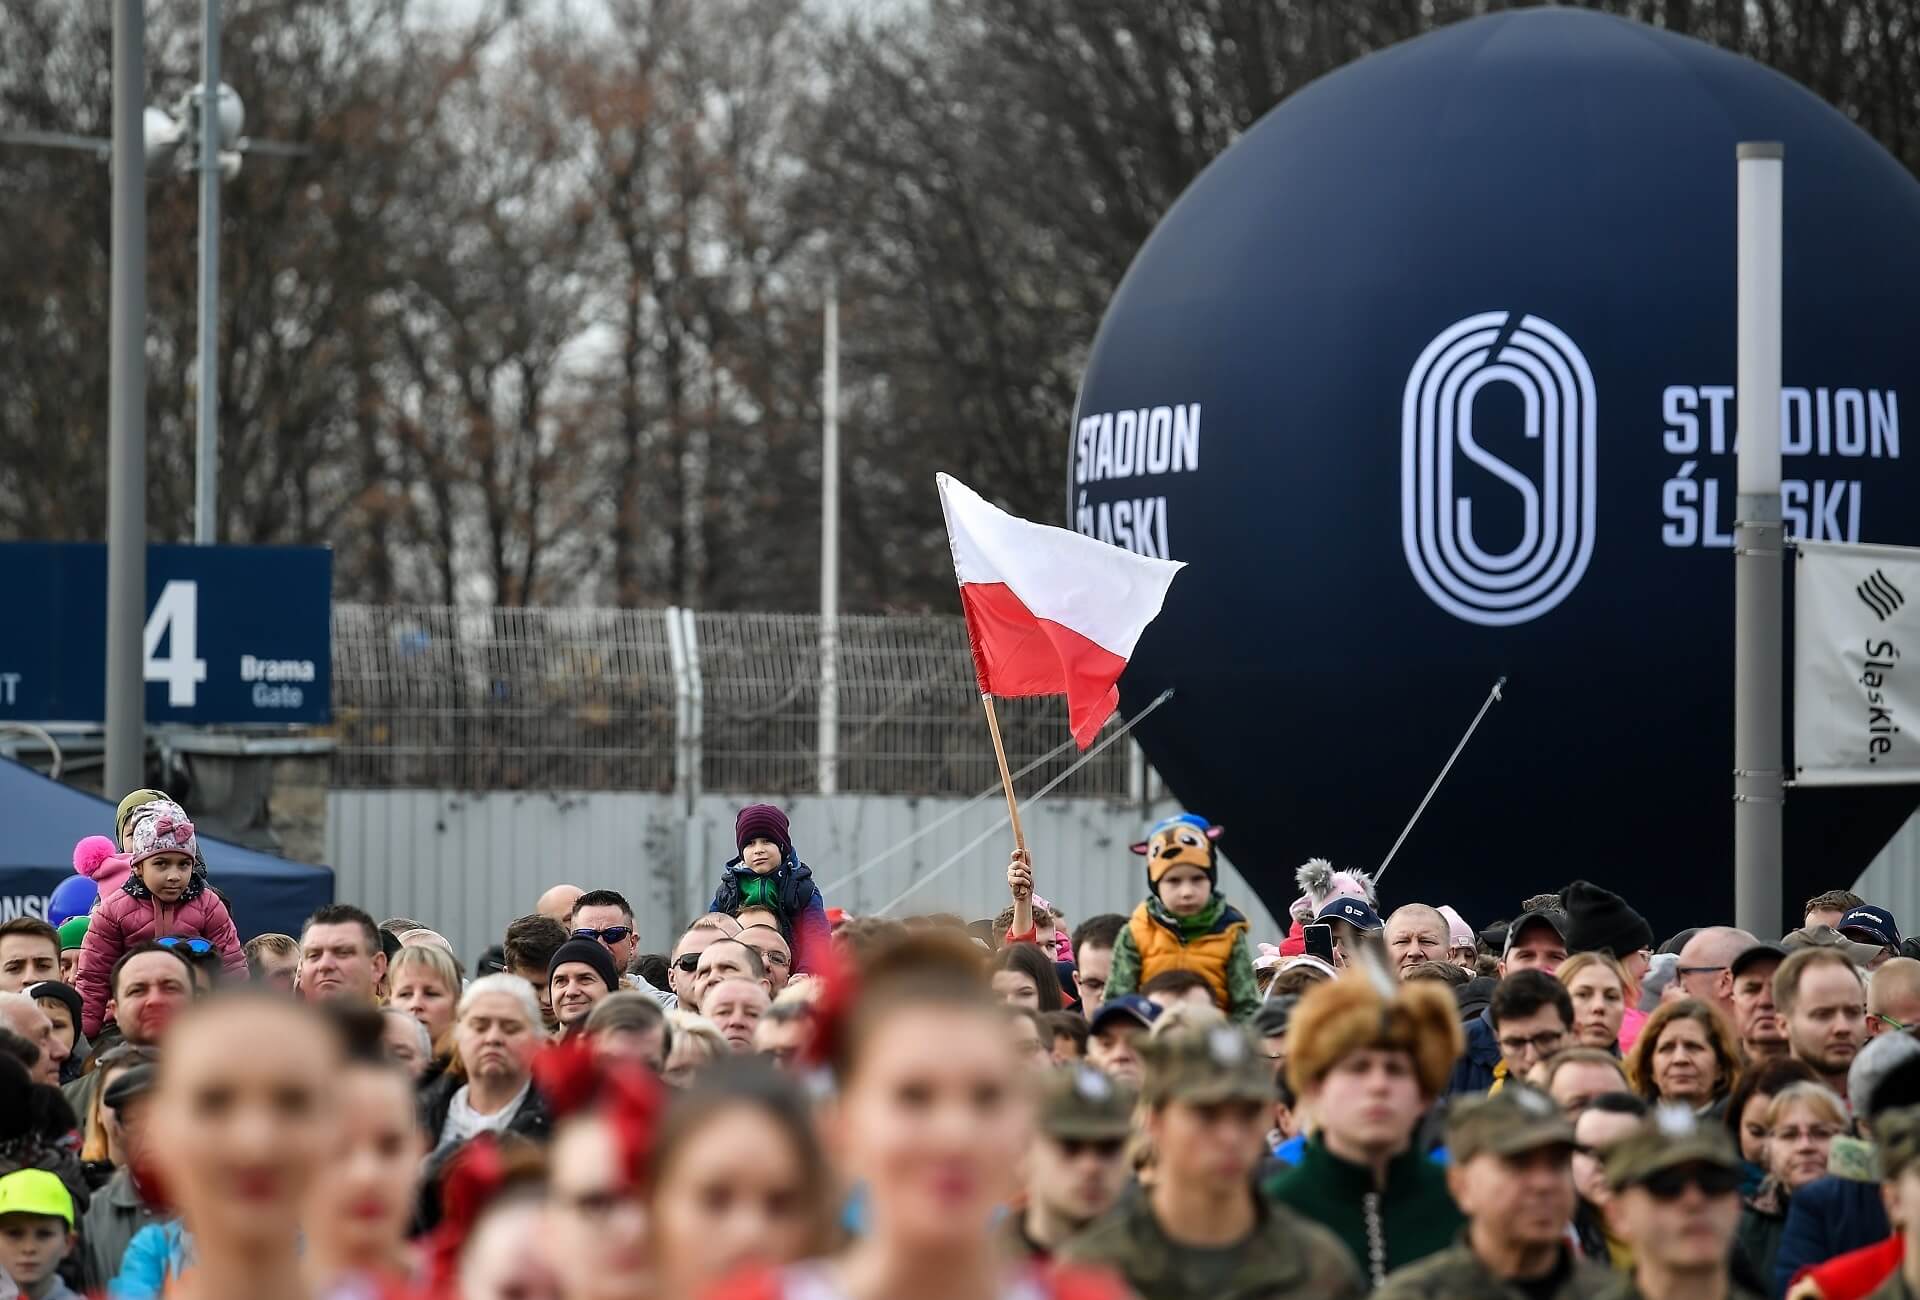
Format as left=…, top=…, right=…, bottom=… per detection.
left=331, top=605, right=1134, bottom=797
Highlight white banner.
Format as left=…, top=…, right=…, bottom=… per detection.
left=1794, top=539, right=1920, bottom=786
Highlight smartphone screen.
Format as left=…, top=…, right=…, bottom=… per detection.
left=1304, top=922, right=1335, bottom=963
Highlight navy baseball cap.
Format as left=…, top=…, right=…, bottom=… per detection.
left=1840, top=906, right=1901, bottom=948
left=1089, top=994, right=1162, bottom=1035
left=1316, top=896, right=1384, bottom=933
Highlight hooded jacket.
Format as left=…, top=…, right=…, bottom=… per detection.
left=709, top=852, right=830, bottom=974
left=76, top=869, right=247, bottom=1037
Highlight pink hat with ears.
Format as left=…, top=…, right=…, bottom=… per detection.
left=74, top=835, right=133, bottom=897
left=1287, top=858, right=1378, bottom=924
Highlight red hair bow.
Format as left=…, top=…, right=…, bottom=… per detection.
left=531, top=1037, right=665, bottom=1187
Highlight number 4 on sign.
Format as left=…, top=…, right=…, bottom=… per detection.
left=143, top=580, right=208, bottom=707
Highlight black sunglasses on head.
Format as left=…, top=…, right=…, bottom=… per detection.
left=1641, top=1163, right=1741, bottom=1201
left=157, top=936, right=215, bottom=955
left=572, top=926, right=633, bottom=945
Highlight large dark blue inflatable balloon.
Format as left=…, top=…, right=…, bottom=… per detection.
left=1073, top=9, right=1920, bottom=937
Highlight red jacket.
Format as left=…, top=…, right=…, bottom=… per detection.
left=1790, top=1233, right=1902, bottom=1300
left=77, top=872, right=247, bottom=1036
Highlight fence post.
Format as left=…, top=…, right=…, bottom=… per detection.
left=679, top=607, right=707, bottom=928
left=666, top=607, right=691, bottom=816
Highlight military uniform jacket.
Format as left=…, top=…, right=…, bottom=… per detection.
left=1374, top=1241, right=1614, bottom=1300
left=1864, top=1270, right=1920, bottom=1300
left=1593, top=1277, right=1765, bottom=1300
left=1058, top=1185, right=1363, bottom=1300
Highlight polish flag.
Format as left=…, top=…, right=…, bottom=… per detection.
left=937, top=473, right=1185, bottom=747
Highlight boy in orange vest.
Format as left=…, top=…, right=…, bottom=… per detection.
left=1105, top=814, right=1258, bottom=1021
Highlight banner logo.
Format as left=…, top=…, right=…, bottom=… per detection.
left=1857, top=569, right=1907, bottom=621
left=1402, top=311, right=1598, bottom=626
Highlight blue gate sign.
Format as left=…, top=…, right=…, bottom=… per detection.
left=0, top=543, right=330, bottom=725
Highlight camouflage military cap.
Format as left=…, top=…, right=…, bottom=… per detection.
left=1447, top=1085, right=1575, bottom=1162
left=1140, top=1022, right=1272, bottom=1106
left=1604, top=1104, right=1740, bottom=1191
left=1039, top=1064, right=1137, bottom=1140
left=1876, top=1105, right=1920, bottom=1181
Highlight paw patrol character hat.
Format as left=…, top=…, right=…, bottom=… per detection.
left=1131, top=813, right=1222, bottom=886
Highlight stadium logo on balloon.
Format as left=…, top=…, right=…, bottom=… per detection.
left=1400, top=310, right=1598, bottom=627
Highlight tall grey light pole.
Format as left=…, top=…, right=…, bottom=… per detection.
left=817, top=276, right=840, bottom=794
left=1733, top=141, right=1785, bottom=936
left=105, top=0, right=149, bottom=796
left=194, top=0, right=222, bottom=544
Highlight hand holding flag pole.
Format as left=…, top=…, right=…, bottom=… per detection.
left=938, top=472, right=1185, bottom=904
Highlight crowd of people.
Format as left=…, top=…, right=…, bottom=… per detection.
left=2, top=795, right=1920, bottom=1300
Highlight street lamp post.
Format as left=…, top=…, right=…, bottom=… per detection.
left=105, top=0, right=149, bottom=797
left=194, top=0, right=225, bottom=544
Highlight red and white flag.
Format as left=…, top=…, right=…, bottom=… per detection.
left=937, top=473, right=1184, bottom=748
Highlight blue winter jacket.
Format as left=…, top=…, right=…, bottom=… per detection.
left=1771, top=1174, right=1890, bottom=1298
left=1446, top=1007, right=1501, bottom=1096
left=709, top=853, right=831, bottom=974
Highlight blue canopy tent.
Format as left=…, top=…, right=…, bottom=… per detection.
left=0, top=757, right=333, bottom=940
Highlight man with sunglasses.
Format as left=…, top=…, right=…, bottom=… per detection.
left=1008, top=1065, right=1135, bottom=1262
left=1600, top=1108, right=1754, bottom=1300
left=569, top=890, right=677, bottom=1009
left=667, top=914, right=741, bottom=1006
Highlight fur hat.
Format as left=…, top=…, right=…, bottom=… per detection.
left=1288, top=858, right=1378, bottom=925
left=1131, top=814, right=1222, bottom=886
left=1285, top=970, right=1463, bottom=1099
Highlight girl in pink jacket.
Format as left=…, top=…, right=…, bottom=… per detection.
left=76, top=798, right=247, bottom=1036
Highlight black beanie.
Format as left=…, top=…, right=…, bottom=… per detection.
left=1560, top=880, right=1655, bottom=958
left=547, top=938, right=621, bottom=993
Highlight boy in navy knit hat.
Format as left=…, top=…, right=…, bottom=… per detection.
left=708, top=804, right=830, bottom=975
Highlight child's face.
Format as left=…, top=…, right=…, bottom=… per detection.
left=741, top=837, right=783, bottom=874
left=0, top=1213, right=71, bottom=1285
left=1156, top=865, right=1212, bottom=917
left=140, top=851, right=194, bottom=901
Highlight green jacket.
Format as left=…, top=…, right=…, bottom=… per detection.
left=1059, top=1184, right=1363, bottom=1300
left=1264, top=1137, right=1465, bottom=1288
left=1593, top=1278, right=1765, bottom=1300
left=1106, top=892, right=1261, bottom=1020
left=1375, top=1240, right=1614, bottom=1300
left=1865, top=1269, right=1920, bottom=1300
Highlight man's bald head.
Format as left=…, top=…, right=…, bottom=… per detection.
left=1676, top=925, right=1756, bottom=1012
left=536, top=885, right=585, bottom=923
left=1385, top=904, right=1449, bottom=977
left=1870, top=957, right=1920, bottom=1035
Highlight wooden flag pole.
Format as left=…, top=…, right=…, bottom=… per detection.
left=981, top=693, right=1027, bottom=855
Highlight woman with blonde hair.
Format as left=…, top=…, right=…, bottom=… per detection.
left=1556, top=951, right=1632, bottom=1051
left=662, top=1010, right=728, bottom=1088
left=387, top=943, right=464, bottom=1052
left=1625, top=997, right=1742, bottom=1116
left=1736, top=1080, right=1848, bottom=1285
